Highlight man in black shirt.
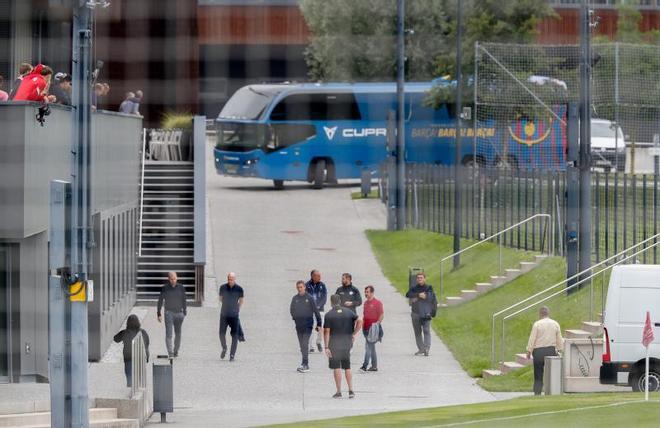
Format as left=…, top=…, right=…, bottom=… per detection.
left=323, top=294, right=362, bottom=399
left=335, top=273, right=362, bottom=309
left=290, top=280, right=322, bottom=372
left=405, top=272, right=438, bottom=356
left=219, top=272, right=244, bottom=361
left=157, top=272, right=187, bottom=358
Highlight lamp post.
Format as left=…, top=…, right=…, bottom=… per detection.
left=453, top=0, right=464, bottom=268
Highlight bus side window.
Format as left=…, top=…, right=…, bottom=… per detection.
left=270, top=93, right=361, bottom=121
left=265, top=124, right=317, bottom=153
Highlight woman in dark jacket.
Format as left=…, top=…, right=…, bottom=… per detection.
left=113, top=314, right=150, bottom=387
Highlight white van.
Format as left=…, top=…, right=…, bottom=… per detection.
left=591, top=119, right=626, bottom=172
left=600, top=264, right=660, bottom=391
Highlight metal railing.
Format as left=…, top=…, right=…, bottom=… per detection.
left=138, top=128, right=147, bottom=257
left=490, top=232, right=660, bottom=367
left=439, top=214, right=552, bottom=301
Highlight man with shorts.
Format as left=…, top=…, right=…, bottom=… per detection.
left=323, top=294, right=362, bottom=399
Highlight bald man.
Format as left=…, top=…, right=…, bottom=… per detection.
left=219, top=272, right=245, bottom=361
left=157, top=272, right=187, bottom=358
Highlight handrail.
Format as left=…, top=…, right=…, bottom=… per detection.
left=490, top=232, right=660, bottom=367
left=491, top=233, right=660, bottom=367
left=130, top=331, right=152, bottom=423
left=440, top=214, right=551, bottom=300
left=138, top=128, right=147, bottom=257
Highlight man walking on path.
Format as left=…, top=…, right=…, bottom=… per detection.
left=405, top=272, right=438, bottom=356
left=290, top=280, right=322, bottom=372
left=324, top=295, right=362, bottom=399
left=219, top=272, right=244, bottom=361
left=360, top=285, right=384, bottom=372
left=306, top=269, right=327, bottom=353
left=335, top=273, right=362, bottom=310
left=526, top=306, right=564, bottom=395
left=157, top=272, right=187, bottom=358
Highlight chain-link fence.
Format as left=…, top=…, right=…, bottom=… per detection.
left=474, top=42, right=660, bottom=172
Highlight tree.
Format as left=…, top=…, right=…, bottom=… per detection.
left=299, top=0, right=450, bottom=82
left=425, top=0, right=556, bottom=109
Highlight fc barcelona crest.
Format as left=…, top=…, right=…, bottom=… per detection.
left=508, top=117, right=553, bottom=147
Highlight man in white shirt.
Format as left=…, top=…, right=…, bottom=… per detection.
left=526, top=306, right=564, bottom=395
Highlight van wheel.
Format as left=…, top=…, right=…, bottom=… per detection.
left=273, top=179, right=284, bottom=190
left=631, top=367, right=660, bottom=392
left=312, top=160, right=326, bottom=189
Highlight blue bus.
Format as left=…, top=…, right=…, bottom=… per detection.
left=213, top=82, right=566, bottom=189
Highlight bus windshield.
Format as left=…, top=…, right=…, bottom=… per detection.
left=216, top=122, right=268, bottom=152
left=218, top=85, right=282, bottom=120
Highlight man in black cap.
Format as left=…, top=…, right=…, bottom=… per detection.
left=50, top=73, right=72, bottom=106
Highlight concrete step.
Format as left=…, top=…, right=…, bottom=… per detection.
left=460, top=289, right=480, bottom=301
left=515, top=353, right=533, bottom=366
left=0, top=408, right=119, bottom=427
left=475, top=282, right=493, bottom=293
left=597, top=312, right=603, bottom=323
left=519, top=261, right=537, bottom=273
left=504, top=268, right=522, bottom=280
left=565, top=329, right=593, bottom=339
left=581, top=321, right=604, bottom=336
left=563, top=376, right=624, bottom=393
left=445, top=296, right=463, bottom=306
left=482, top=369, right=502, bottom=378
left=490, top=276, right=507, bottom=287
left=500, top=361, right=525, bottom=373
left=534, top=254, right=549, bottom=262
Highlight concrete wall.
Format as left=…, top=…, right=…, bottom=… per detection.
left=0, top=102, right=142, bottom=379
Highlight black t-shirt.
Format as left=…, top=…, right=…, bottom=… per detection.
left=219, top=283, right=244, bottom=317
left=323, top=306, right=358, bottom=351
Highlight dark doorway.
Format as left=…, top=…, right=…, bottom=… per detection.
left=0, top=246, right=9, bottom=383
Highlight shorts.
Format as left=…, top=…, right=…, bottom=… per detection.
left=328, top=348, right=351, bottom=370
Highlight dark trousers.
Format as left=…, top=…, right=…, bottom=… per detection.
left=124, top=361, right=132, bottom=387
left=532, top=346, right=557, bottom=395
left=220, top=315, right=240, bottom=356
left=164, top=310, right=185, bottom=356
left=411, top=313, right=431, bottom=352
left=296, top=327, right=312, bottom=366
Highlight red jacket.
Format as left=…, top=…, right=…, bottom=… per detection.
left=12, top=64, right=49, bottom=102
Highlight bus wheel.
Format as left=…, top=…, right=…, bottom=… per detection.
left=273, top=179, right=284, bottom=190
left=312, top=160, right=326, bottom=189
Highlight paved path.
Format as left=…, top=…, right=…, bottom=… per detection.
left=136, top=141, right=506, bottom=427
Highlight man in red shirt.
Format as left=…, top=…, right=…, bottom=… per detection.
left=360, top=285, right=384, bottom=372
left=12, top=64, right=54, bottom=103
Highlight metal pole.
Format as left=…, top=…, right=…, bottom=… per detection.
left=70, top=2, right=93, bottom=426
left=453, top=0, right=464, bottom=268
left=566, top=103, right=580, bottom=290
left=396, top=0, right=406, bottom=230
left=578, top=0, right=593, bottom=282
left=614, top=42, right=620, bottom=171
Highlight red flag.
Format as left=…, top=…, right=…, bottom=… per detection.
left=642, top=311, right=655, bottom=348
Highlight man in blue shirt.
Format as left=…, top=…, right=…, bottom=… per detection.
left=219, top=272, right=244, bottom=361
left=305, top=269, right=327, bottom=352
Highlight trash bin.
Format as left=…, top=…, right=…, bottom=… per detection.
left=543, top=355, right=563, bottom=395
left=153, top=355, right=174, bottom=422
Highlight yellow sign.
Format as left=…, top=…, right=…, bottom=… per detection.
left=69, top=281, right=87, bottom=302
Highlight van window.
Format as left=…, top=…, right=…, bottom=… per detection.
left=270, top=93, right=362, bottom=121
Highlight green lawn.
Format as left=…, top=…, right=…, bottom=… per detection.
left=366, top=229, right=609, bottom=391
left=351, top=189, right=380, bottom=199
left=271, top=393, right=660, bottom=427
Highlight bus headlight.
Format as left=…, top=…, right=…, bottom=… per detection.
left=244, top=158, right=259, bottom=166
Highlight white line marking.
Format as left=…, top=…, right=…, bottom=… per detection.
left=422, top=399, right=657, bottom=427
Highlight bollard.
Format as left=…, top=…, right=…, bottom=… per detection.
left=543, top=355, right=563, bottom=395
left=361, top=170, right=371, bottom=198
left=153, top=355, right=174, bottom=422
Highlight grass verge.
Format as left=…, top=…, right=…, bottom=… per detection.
left=271, top=393, right=659, bottom=427
left=366, top=229, right=607, bottom=391
left=350, top=190, right=380, bottom=199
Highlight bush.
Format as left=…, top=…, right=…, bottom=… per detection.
left=161, top=111, right=193, bottom=129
